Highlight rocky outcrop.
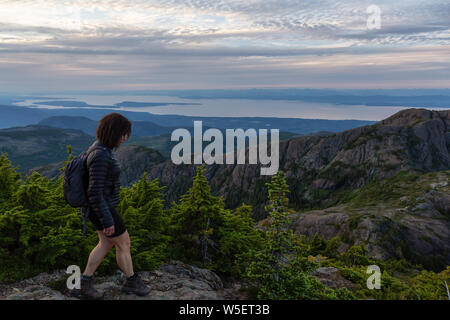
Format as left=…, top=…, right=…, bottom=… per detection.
left=114, top=145, right=165, bottom=186
left=0, top=270, right=74, bottom=300
left=0, top=261, right=244, bottom=300
left=311, top=267, right=355, bottom=290
left=287, top=171, right=450, bottom=269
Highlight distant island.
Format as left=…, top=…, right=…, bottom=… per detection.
left=30, top=89, right=450, bottom=109
left=32, top=100, right=202, bottom=109
left=115, top=101, right=202, bottom=108
left=33, top=101, right=117, bottom=108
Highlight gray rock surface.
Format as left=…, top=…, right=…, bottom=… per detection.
left=311, top=267, right=355, bottom=290
left=0, top=261, right=244, bottom=300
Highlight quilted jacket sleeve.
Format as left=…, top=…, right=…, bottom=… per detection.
left=86, top=148, right=114, bottom=228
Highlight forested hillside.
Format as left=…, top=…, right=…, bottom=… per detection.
left=0, top=152, right=449, bottom=299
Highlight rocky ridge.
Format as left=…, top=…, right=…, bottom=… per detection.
left=143, top=108, right=450, bottom=215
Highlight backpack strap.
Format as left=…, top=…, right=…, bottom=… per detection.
left=85, top=144, right=108, bottom=164
left=84, top=144, right=109, bottom=175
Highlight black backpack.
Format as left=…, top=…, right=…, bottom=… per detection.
left=63, top=145, right=106, bottom=235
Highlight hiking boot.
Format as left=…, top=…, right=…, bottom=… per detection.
left=121, top=273, right=151, bottom=296
left=80, top=276, right=104, bottom=300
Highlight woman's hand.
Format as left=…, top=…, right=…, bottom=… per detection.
left=103, top=225, right=115, bottom=236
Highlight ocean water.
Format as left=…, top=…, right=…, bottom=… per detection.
left=13, top=94, right=422, bottom=121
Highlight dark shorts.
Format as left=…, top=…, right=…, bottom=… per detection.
left=88, top=207, right=127, bottom=238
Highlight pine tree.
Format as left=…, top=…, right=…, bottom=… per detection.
left=118, top=173, right=170, bottom=270
left=0, top=153, right=20, bottom=205
left=264, top=171, right=294, bottom=259
left=217, top=203, right=263, bottom=275
left=169, top=166, right=226, bottom=266
left=239, top=171, right=321, bottom=299
left=13, top=172, right=51, bottom=211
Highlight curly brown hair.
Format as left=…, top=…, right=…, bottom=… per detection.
left=96, top=113, right=132, bottom=149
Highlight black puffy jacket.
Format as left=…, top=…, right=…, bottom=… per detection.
left=86, top=140, right=121, bottom=228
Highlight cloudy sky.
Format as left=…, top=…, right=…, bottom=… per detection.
left=0, top=0, right=449, bottom=93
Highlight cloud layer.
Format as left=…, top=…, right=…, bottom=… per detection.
left=0, top=0, right=449, bottom=92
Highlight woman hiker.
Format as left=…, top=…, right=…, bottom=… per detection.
left=80, top=113, right=151, bottom=299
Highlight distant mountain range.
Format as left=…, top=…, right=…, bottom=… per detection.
left=0, top=117, right=304, bottom=174
left=0, top=104, right=375, bottom=134
left=38, top=116, right=174, bottom=137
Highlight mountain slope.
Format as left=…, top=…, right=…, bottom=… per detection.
left=27, top=144, right=166, bottom=187
left=0, top=125, right=94, bottom=171
left=1, top=104, right=374, bottom=134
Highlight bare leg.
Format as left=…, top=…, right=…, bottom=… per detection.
left=108, top=230, right=134, bottom=277
left=83, top=231, right=114, bottom=276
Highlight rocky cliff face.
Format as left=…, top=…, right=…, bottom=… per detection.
left=143, top=109, right=450, bottom=216
left=114, top=145, right=166, bottom=186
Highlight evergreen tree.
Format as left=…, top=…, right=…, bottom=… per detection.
left=168, top=166, right=262, bottom=275
left=118, top=173, right=170, bottom=270
left=169, top=166, right=226, bottom=266
left=309, top=233, right=327, bottom=256
left=216, top=203, right=263, bottom=275
left=0, top=153, right=20, bottom=206
left=0, top=152, right=93, bottom=281
left=239, top=171, right=326, bottom=299
left=13, top=172, right=51, bottom=211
